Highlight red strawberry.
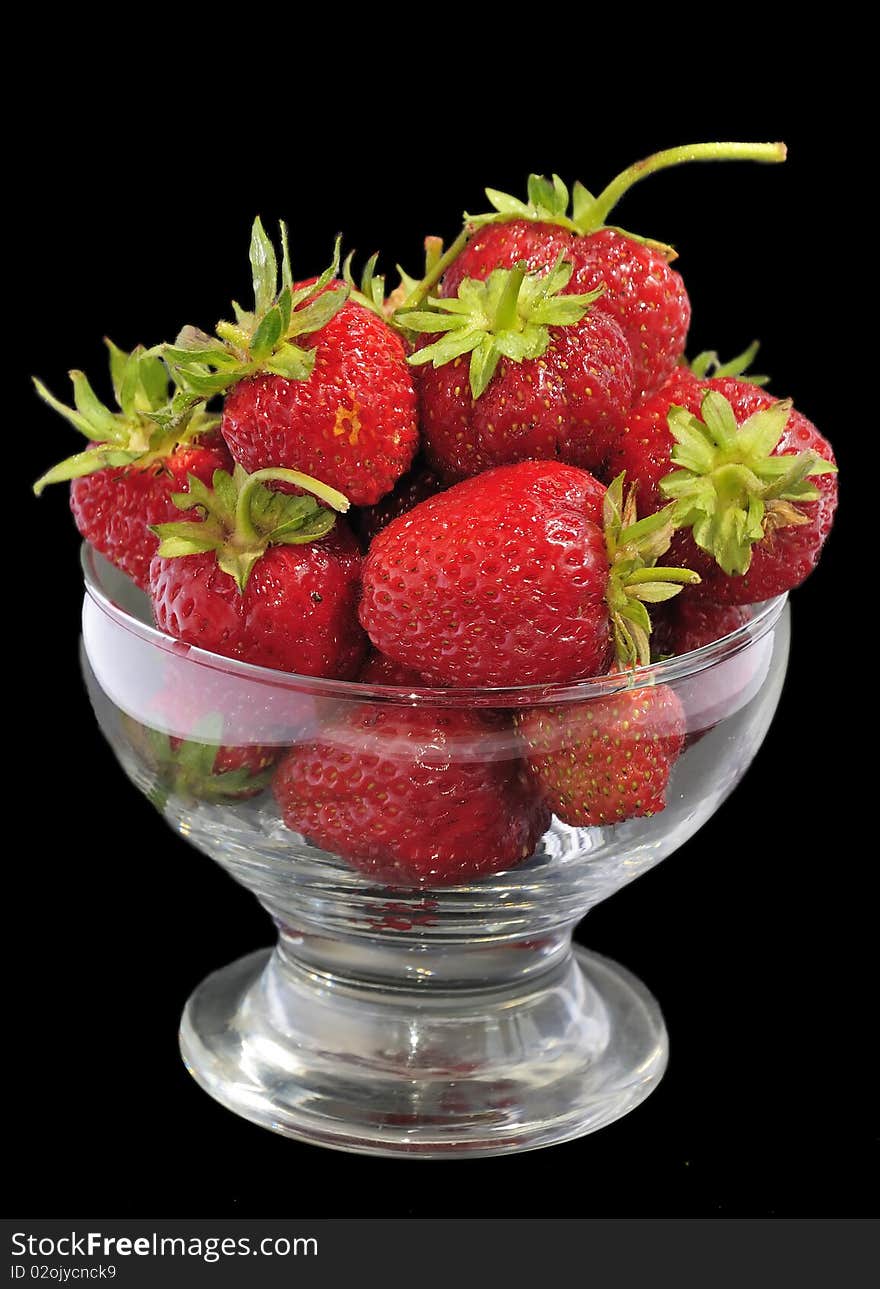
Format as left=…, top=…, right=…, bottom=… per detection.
left=610, top=375, right=838, bottom=604
left=272, top=704, right=549, bottom=886
left=122, top=711, right=277, bottom=802
left=434, top=144, right=785, bottom=398
left=34, top=342, right=230, bottom=589
left=149, top=465, right=366, bottom=678
left=166, top=219, right=418, bottom=507
left=405, top=260, right=633, bottom=479
left=360, top=463, right=699, bottom=687
left=356, top=462, right=446, bottom=547
left=517, top=685, right=685, bottom=827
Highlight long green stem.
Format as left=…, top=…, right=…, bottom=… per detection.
left=403, top=228, right=472, bottom=308
left=589, top=141, right=787, bottom=229
left=235, top=467, right=350, bottom=543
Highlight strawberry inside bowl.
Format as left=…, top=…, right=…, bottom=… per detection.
left=81, top=542, right=790, bottom=1158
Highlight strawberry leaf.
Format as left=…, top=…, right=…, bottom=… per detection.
left=343, top=250, right=387, bottom=317
left=250, top=306, right=284, bottom=361
left=250, top=216, right=278, bottom=316
left=287, top=285, right=348, bottom=339
left=153, top=524, right=225, bottom=558
left=265, top=344, right=315, bottom=381
left=33, top=446, right=142, bottom=495
left=689, top=340, right=769, bottom=386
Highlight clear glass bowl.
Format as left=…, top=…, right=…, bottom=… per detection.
left=81, top=545, right=790, bottom=1157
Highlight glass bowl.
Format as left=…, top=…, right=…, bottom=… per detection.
left=81, top=545, right=790, bottom=1158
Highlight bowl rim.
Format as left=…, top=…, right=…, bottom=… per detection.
left=81, top=543, right=788, bottom=708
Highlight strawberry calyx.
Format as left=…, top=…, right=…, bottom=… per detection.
left=32, top=341, right=218, bottom=495
left=465, top=142, right=787, bottom=257
left=342, top=243, right=447, bottom=322
left=659, top=390, right=837, bottom=576
left=398, top=257, right=603, bottom=399
left=347, top=237, right=447, bottom=320
left=603, top=474, right=701, bottom=668
left=688, top=340, right=769, bottom=386
left=164, top=218, right=350, bottom=398
left=152, top=463, right=349, bottom=593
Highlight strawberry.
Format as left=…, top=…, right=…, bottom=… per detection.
left=494, top=472, right=695, bottom=830
left=610, top=376, right=838, bottom=604
left=360, top=463, right=699, bottom=687
left=403, top=259, right=634, bottom=479
left=356, top=461, right=446, bottom=547
left=34, top=342, right=230, bottom=589
left=122, top=711, right=277, bottom=803
left=165, top=219, right=418, bottom=506
left=272, top=704, right=549, bottom=886
left=149, top=464, right=366, bottom=678
left=433, top=143, right=786, bottom=398
left=517, top=685, right=685, bottom=828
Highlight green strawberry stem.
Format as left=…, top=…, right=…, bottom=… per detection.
left=467, top=142, right=787, bottom=252
left=659, top=390, right=837, bottom=576
left=493, top=262, right=528, bottom=331
left=603, top=474, right=701, bottom=668
left=234, top=468, right=349, bottom=544
left=402, top=228, right=471, bottom=308
left=585, top=141, right=787, bottom=231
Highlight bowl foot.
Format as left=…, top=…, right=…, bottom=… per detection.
left=179, top=942, right=667, bottom=1158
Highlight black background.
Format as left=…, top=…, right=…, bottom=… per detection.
left=7, top=66, right=874, bottom=1220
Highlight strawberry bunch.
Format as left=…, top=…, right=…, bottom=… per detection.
left=36, top=141, right=839, bottom=888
